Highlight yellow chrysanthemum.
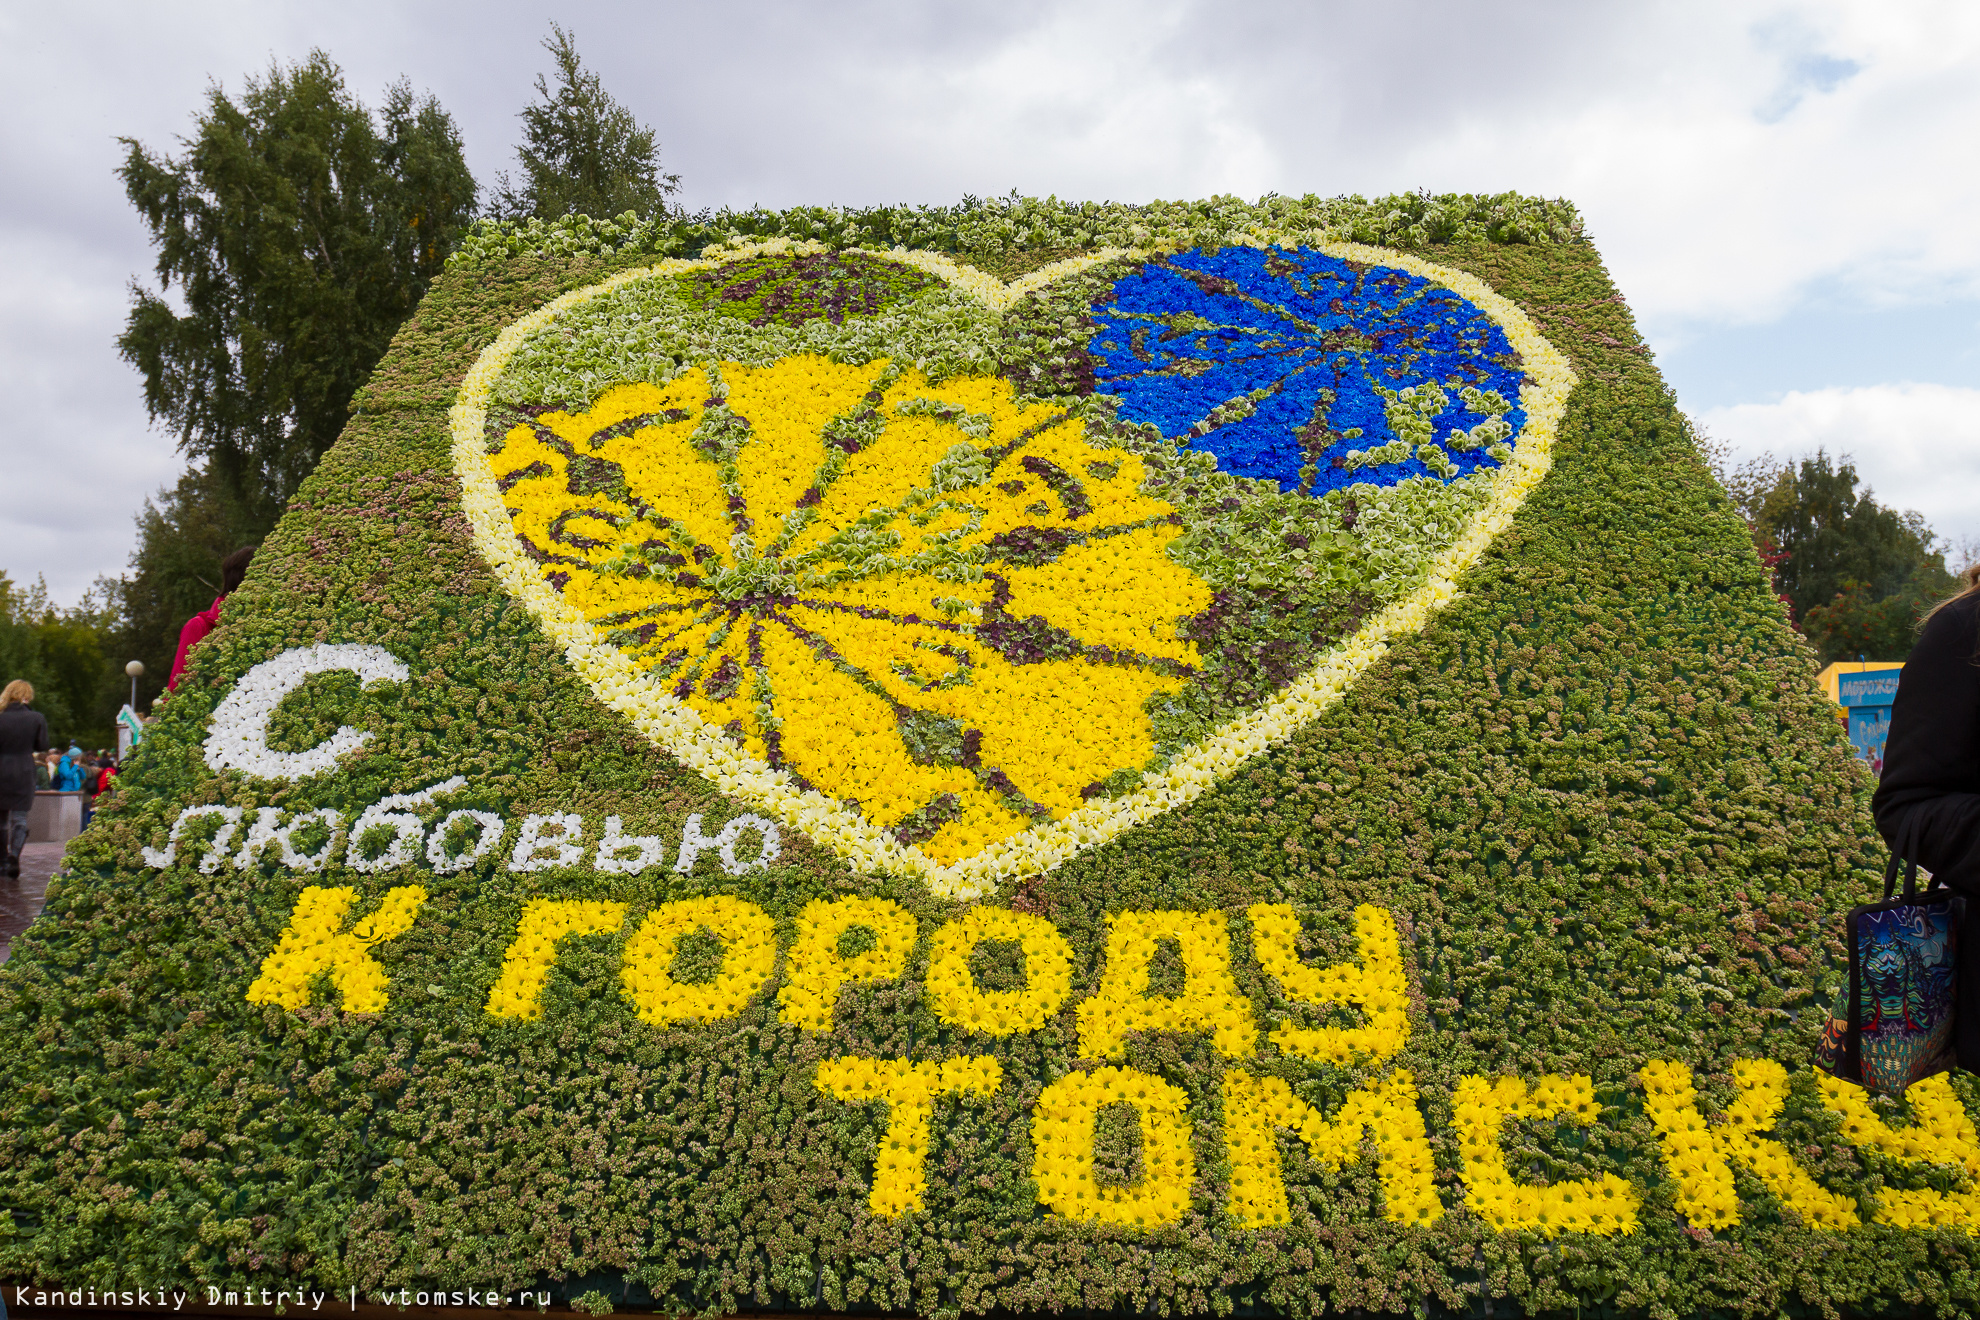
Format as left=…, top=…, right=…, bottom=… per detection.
left=1221, top=1067, right=1442, bottom=1228
left=490, top=355, right=1212, bottom=865
left=245, top=885, right=427, bottom=1014
left=814, top=1054, right=1002, bottom=1217
left=1448, top=1072, right=1638, bottom=1238
left=1639, top=1058, right=1859, bottom=1231
left=1031, top=1065, right=1195, bottom=1229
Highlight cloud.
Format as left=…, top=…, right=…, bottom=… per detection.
left=1701, top=383, right=1980, bottom=544
left=2, top=0, right=1977, bottom=603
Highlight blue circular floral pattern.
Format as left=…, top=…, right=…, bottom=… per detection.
left=1087, top=246, right=1530, bottom=495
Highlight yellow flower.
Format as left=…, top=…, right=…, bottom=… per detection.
left=246, top=885, right=426, bottom=1014
left=1816, top=1071, right=1980, bottom=1233
left=1221, top=1067, right=1441, bottom=1227
left=925, top=906, right=1075, bottom=1035
left=1449, top=1072, right=1638, bottom=1238
left=489, top=357, right=1211, bottom=865
left=1077, top=909, right=1256, bottom=1059
left=1639, top=1058, right=1858, bottom=1231
left=779, top=895, right=919, bottom=1031
left=620, top=895, right=778, bottom=1027
left=484, top=898, right=629, bottom=1020
left=1031, top=1066, right=1194, bottom=1229
left=815, top=1054, right=1002, bottom=1217
left=1248, top=903, right=1409, bottom=1066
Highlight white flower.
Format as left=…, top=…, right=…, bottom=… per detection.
left=427, top=809, right=507, bottom=874
left=348, top=778, right=467, bottom=874
left=594, top=815, right=668, bottom=874
left=509, top=814, right=586, bottom=872
left=203, top=643, right=409, bottom=781
left=141, top=804, right=243, bottom=871
left=674, top=813, right=781, bottom=876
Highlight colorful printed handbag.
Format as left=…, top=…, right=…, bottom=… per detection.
left=1815, top=821, right=1963, bottom=1096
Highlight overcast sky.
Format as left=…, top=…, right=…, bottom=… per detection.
left=3, top=0, right=1977, bottom=604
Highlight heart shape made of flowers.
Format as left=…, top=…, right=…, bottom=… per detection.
left=451, top=240, right=1574, bottom=897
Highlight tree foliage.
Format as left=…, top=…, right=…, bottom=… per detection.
left=1800, top=578, right=1941, bottom=664
left=1722, top=448, right=1954, bottom=662
left=0, top=574, right=57, bottom=727
left=0, top=573, right=124, bottom=748
left=115, top=463, right=265, bottom=713
left=491, top=25, right=679, bottom=223
left=116, top=52, right=476, bottom=521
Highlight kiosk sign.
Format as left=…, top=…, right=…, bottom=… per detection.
left=1838, top=668, right=1901, bottom=774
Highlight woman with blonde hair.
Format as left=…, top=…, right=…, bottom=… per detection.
left=0, top=680, right=48, bottom=880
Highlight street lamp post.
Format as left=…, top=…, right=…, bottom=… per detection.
left=125, top=660, right=143, bottom=710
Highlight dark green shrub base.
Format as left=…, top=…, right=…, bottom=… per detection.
left=0, top=222, right=1964, bottom=1320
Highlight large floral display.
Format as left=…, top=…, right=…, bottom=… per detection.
left=1, top=193, right=1972, bottom=1318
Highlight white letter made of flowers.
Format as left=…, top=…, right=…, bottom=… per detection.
left=203, top=643, right=409, bottom=781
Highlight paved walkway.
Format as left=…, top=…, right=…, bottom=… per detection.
left=0, top=841, right=64, bottom=964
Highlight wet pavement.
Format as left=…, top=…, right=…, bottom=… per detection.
left=0, top=842, right=63, bottom=964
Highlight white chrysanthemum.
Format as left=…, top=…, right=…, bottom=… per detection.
left=203, top=643, right=409, bottom=781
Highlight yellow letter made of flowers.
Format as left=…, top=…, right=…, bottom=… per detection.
left=779, top=895, right=920, bottom=1030
left=1221, top=1067, right=1442, bottom=1228
left=621, top=895, right=778, bottom=1027
left=1248, top=902, right=1409, bottom=1066
left=485, top=898, right=630, bottom=1020
left=924, top=906, right=1075, bottom=1035
left=814, top=1054, right=1003, bottom=1217
left=1639, top=1058, right=1858, bottom=1231
left=1815, top=1071, right=1980, bottom=1231
left=1077, top=909, right=1257, bottom=1059
left=1031, top=1065, right=1195, bottom=1228
left=245, top=884, right=427, bottom=1014
left=1450, top=1073, right=1638, bottom=1237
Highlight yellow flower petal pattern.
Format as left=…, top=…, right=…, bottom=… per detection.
left=489, top=354, right=1213, bottom=864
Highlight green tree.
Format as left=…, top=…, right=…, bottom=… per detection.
left=492, top=25, right=679, bottom=222
left=0, top=574, right=125, bottom=747
left=1801, top=579, right=1941, bottom=664
left=117, top=52, right=477, bottom=523
left=0, top=573, right=58, bottom=728
left=113, top=463, right=263, bottom=712
left=1722, top=449, right=1954, bottom=663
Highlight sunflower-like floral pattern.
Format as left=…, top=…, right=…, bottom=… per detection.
left=489, top=355, right=1212, bottom=864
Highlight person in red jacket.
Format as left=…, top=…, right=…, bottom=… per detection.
left=166, top=546, right=256, bottom=692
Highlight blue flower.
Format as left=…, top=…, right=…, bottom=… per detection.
left=1087, top=247, right=1528, bottom=495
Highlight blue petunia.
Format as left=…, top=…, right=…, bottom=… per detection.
left=1087, top=247, right=1528, bottom=495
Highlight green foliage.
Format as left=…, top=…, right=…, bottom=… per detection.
left=30, top=604, right=115, bottom=750
left=0, top=572, right=124, bottom=747
left=117, top=51, right=476, bottom=513
left=488, top=260, right=1000, bottom=404
left=3, top=219, right=1968, bottom=1318
left=1726, top=449, right=1953, bottom=660
left=115, top=462, right=265, bottom=712
left=680, top=251, right=941, bottom=325
left=452, top=190, right=1586, bottom=270
left=0, top=573, right=59, bottom=724
left=1801, top=578, right=1943, bottom=664
left=490, top=24, right=679, bottom=224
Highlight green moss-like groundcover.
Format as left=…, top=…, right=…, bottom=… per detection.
left=1, top=194, right=1965, bottom=1319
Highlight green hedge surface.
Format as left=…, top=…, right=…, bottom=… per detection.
left=3, top=195, right=1971, bottom=1320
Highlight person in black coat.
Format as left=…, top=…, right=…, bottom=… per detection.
left=1873, top=575, right=1980, bottom=882
left=0, top=680, right=50, bottom=880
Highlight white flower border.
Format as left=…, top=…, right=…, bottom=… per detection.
left=449, top=236, right=1575, bottom=900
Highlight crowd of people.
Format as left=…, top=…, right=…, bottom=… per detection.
left=39, top=746, right=120, bottom=820
left=0, top=545, right=255, bottom=879
left=0, top=683, right=121, bottom=879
